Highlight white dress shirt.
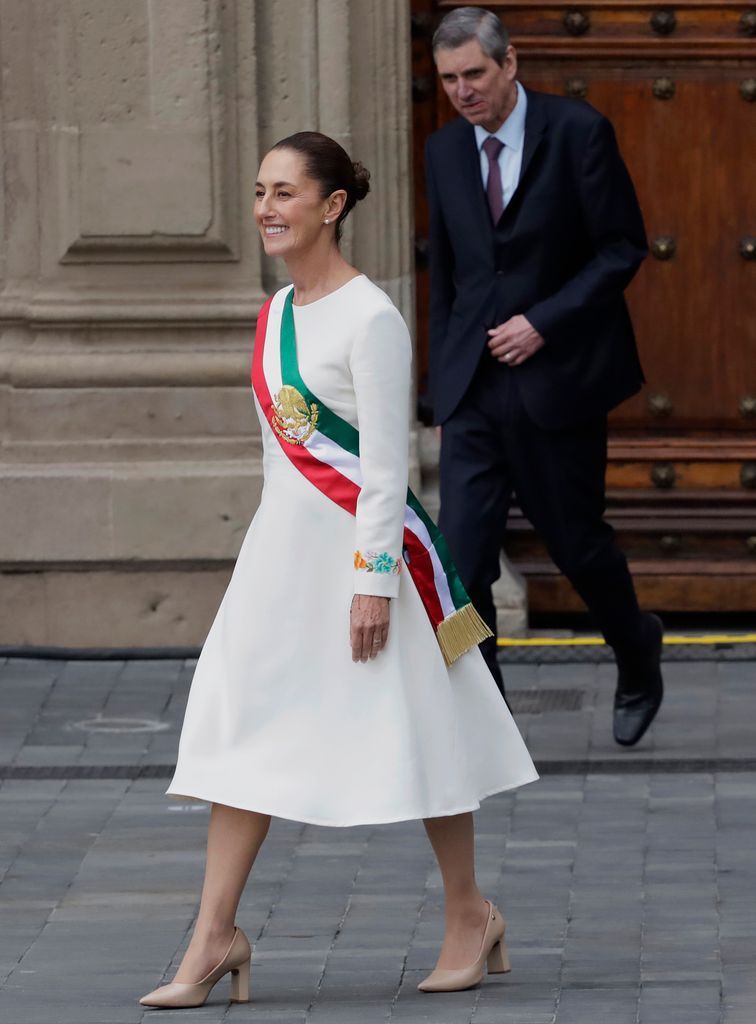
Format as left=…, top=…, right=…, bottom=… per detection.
left=474, top=81, right=528, bottom=209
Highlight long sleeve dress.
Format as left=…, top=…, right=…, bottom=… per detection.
left=166, top=275, right=537, bottom=826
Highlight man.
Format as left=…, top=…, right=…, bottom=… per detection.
left=425, top=7, right=663, bottom=746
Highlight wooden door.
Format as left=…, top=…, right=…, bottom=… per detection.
left=412, top=0, right=756, bottom=613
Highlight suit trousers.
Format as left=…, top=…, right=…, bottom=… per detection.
left=438, top=356, right=645, bottom=694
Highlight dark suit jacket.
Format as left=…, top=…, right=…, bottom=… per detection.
left=424, top=87, right=648, bottom=428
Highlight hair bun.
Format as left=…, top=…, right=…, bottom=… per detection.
left=352, top=160, right=371, bottom=202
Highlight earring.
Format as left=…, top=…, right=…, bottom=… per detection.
left=324, top=219, right=330, bottom=224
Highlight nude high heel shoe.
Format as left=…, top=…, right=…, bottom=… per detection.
left=417, top=901, right=511, bottom=993
left=139, top=926, right=251, bottom=1009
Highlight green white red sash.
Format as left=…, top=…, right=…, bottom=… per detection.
left=250, top=287, right=492, bottom=666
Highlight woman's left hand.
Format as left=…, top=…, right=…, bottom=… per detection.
left=350, top=595, right=390, bottom=663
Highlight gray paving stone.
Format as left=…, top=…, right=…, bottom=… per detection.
left=639, top=980, right=723, bottom=1024
left=2, top=655, right=756, bottom=1021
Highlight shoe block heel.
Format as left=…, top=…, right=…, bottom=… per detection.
left=230, top=959, right=251, bottom=1002
left=487, top=940, right=511, bottom=974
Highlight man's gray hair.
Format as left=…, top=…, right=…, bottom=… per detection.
left=432, top=7, right=510, bottom=65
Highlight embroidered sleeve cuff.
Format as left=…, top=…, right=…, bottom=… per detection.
left=353, top=550, right=402, bottom=598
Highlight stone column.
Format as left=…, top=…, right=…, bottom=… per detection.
left=0, top=0, right=414, bottom=646
left=254, top=0, right=414, bottom=311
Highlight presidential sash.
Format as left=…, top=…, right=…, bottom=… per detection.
left=251, top=288, right=493, bottom=666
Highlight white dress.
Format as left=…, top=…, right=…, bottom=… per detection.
left=166, top=276, right=537, bottom=826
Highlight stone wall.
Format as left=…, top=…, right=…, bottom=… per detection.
left=0, top=0, right=414, bottom=646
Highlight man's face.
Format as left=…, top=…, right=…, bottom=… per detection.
left=435, top=39, right=518, bottom=133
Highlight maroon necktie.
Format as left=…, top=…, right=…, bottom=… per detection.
left=482, top=136, right=505, bottom=223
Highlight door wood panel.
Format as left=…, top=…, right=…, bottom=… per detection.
left=512, top=70, right=756, bottom=432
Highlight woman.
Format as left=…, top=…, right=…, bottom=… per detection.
left=139, top=132, right=537, bottom=1010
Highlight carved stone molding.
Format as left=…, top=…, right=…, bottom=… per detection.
left=0, top=0, right=265, bottom=321
left=49, top=0, right=242, bottom=264
left=0, top=288, right=266, bottom=328
left=0, top=350, right=251, bottom=389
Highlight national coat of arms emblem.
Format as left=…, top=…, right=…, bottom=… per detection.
left=271, top=385, right=319, bottom=445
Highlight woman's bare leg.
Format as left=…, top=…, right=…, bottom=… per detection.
left=173, top=803, right=271, bottom=983
left=423, top=811, right=491, bottom=968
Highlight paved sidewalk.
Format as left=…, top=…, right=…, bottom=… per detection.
left=0, top=653, right=754, bottom=1024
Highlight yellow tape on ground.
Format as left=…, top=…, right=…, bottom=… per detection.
left=497, top=634, right=756, bottom=647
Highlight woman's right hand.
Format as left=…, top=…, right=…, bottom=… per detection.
left=350, top=594, right=390, bottom=663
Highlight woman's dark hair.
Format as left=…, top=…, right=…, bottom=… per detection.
left=272, top=131, right=370, bottom=243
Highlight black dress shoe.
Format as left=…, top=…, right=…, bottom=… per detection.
left=613, top=613, right=664, bottom=747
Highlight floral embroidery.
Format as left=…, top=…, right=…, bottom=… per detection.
left=354, top=550, right=402, bottom=575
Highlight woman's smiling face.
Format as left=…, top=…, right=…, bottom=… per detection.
left=254, top=148, right=342, bottom=258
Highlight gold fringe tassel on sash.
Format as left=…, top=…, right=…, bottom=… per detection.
left=436, top=603, right=494, bottom=666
